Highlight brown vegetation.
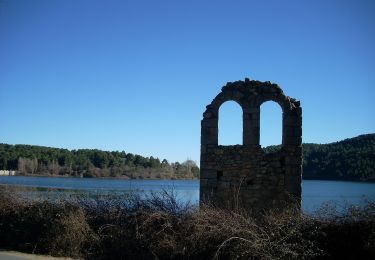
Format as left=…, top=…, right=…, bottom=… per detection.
left=0, top=186, right=374, bottom=259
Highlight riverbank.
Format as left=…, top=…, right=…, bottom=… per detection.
left=303, top=175, right=375, bottom=182
left=7, top=173, right=375, bottom=183
left=12, top=173, right=198, bottom=180
left=0, top=186, right=374, bottom=259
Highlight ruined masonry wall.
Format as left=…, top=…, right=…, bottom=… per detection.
left=200, top=78, right=302, bottom=212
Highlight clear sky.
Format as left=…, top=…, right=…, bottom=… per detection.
left=1, top=0, right=374, bottom=164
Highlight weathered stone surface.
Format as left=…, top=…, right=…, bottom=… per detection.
left=200, top=78, right=302, bottom=213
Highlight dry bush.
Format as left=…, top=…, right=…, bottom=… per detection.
left=0, top=186, right=95, bottom=258
left=307, top=200, right=375, bottom=260
left=87, top=194, right=321, bottom=259
left=1, top=185, right=374, bottom=260
left=174, top=205, right=322, bottom=260
left=42, top=208, right=97, bottom=258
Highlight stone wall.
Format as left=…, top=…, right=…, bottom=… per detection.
left=200, top=78, right=302, bottom=212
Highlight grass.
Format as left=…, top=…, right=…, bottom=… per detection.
left=0, top=185, right=374, bottom=259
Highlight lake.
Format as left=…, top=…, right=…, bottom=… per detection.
left=1, top=176, right=375, bottom=213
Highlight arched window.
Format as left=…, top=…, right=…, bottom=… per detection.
left=218, top=101, right=243, bottom=145
left=260, top=101, right=282, bottom=149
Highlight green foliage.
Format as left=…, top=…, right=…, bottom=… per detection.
left=302, top=134, right=375, bottom=181
left=2, top=133, right=373, bottom=181
left=262, top=134, right=375, bottom=182
left=0, top=144, right=199, bottom=179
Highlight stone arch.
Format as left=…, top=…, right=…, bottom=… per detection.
left=257, top=94, right=288, bottom=111
left=200, top=78, right=303, bottom=213
left=201, top=93, right=246, bottom=146
left=218, top=100, right=243, bottom=145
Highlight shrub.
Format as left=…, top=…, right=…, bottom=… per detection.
left=0, top=185, right=374, bottom=259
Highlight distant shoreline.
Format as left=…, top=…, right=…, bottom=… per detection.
left=1, top=173, right=199, bottom=180
left=302, top=176, right=375, bottom=183
left=2, top=174, right=375, bottom=183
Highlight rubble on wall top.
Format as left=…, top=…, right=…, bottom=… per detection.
left=221, top=77, right=283, bottom=94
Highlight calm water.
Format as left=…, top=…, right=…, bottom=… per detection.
left=1, top=176, right=375, bottom=213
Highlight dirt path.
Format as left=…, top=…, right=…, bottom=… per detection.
left=0, top=251, right=73, bottom=260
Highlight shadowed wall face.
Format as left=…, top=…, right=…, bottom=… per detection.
left=200, top=78, right=302, bottom=212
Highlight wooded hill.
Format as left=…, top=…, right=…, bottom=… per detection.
left=302, top=134, right=375, bottom=181
left=0, top=144, right=199, bottom=179
left=1, top=133, right=374, bottom=181
left=264, top=133, right=375, bottom=182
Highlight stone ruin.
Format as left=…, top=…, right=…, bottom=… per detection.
left=200, top=78, right=302, bottom=212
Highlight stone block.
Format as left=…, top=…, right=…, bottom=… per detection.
left=200, top=179, right=208, bottom=186
left=294, top=127, right=302, bottom=137
left=201, top=119, right=218, bottom=128
left=203, top=111, right=212, bottom=119
left=233, top=90, right=244, bottom=99
left=200, top=169, right=217, bottom=179
left=285, top=156, right=301, bottom=165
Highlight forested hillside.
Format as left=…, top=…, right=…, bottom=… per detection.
left=0, top=144, right=199, bottom=179
left=263, top=134, right=375, bottom=182
left=302, top=134, right=375, bottom=181
left=1, top=133, right=374, bottom=181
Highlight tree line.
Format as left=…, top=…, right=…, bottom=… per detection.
left=302, top=134, right=375, bottom=181
left=1, top=133, right=374, bottom=181
left=264, top=133, right=375, bottom=182
left=0, top=144, right=199, bottom=179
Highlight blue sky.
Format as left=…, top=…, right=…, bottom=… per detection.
left=1, top=0, right=374, bottom=163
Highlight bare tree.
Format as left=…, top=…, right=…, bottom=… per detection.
left=17, top=158, right=26, bottom=175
